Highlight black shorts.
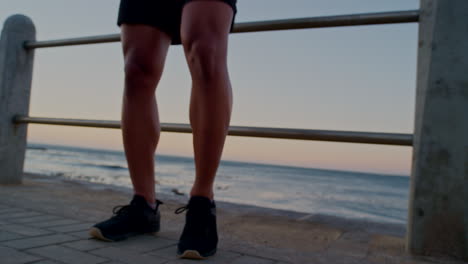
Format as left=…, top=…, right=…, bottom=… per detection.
left=117, top=0, right=237, bottom=45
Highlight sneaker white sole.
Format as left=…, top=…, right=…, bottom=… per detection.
left=89, top=227, right=158, bottom=242
left=178, top=250, right=205, bottom=260
left=89, top=227, right=114, bottom=242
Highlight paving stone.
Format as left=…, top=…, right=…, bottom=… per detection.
left=339, top=231, right=372, bottom=243
left=149, top=245, right=178, bottom=260
left=369, top=234, right=405, bottom=256
left=90, top=246, right=167, bottom=264
left=29, top=219, right=81, bottom=228
left=0, top=176, right=454, bottom=264
left=222, top=243, right=300, bottom=263
left=326, top=238, right=369, bottom=258
left=15, top=215, right=62, bottom=224
left=29, top=261, right=61, bottom=264
left=0, top=208, right=25, bottom=214
left=402, top=256, right=464, bottom=264
left=0, top=245, right=42, bottom=264
left=151, top=245, right=241, bottom=263
left=365, top=254, right=440, bottom=264
left=62, top=239, right=109, bottom=251
left=365, top=254, right=403, bottom=264
left=47, top=223, right=93, bottom=233
left=0, top=230, right=24, bottom=241
left=2, top=233, right=77, bottom=249
left=317, top=252, right=369, bottom=264
left=113, top=235, right=177, bottom=253
left=68, top=230, right=91, bottom=239
left=0, top=224, right=52, bottom=236
left=0, top=211, right=43, bottom=220
left=27, top=245, right=108, bottom=264
left=237, top=249, right=323, bottom=264
left=229, top=255, right=276, bottom=264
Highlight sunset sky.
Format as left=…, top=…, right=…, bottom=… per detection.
left=0, top=0, right=419, bottom=175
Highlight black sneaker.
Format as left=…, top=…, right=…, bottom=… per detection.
left=89, top=195, right=163, bottom=241
left=175, top=196, right=218, bottom=259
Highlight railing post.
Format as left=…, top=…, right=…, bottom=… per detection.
left=0, top=15, right=35, bottom=184
left=407, top=0, right=468, bottom=260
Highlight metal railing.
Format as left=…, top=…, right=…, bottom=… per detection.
left=24, top=10, right=419, bottom=49
left=14, top=116, right=413, bottom=146
left=14, top=10, right=419, bottom=147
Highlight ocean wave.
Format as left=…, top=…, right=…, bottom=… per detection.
left=78, top=162, right=128, bottom=170
left=27, top=146, right=47, bottom=151
left=24, top=142, right=409, bottom=224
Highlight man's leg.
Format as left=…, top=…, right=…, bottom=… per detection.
left=90, top=25, right=171, bottom=242
left=181, top=1, right=234, bottom=200
left=121, top=25, right=171, bottom=205
left=174, top=1, right=233, bottom=259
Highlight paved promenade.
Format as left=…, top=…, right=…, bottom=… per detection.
left=0, top=173, right=464, bottom=264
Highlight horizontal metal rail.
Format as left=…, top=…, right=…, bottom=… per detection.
left=25, top=10, right=419, bottom=49
left=14, top=116, right=413, bottom=146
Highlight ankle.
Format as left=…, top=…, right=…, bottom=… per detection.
left=189, top=189, right=214, bottom=200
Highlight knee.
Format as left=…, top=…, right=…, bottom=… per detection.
left=123, top=59, right=163, bottom=98
left=184, top=38, right=227, bottom=82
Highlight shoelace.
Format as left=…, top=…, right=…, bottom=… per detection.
left=112, top=205, right=132, bottom=219
left=155, top=199, right=164, bottom=210
left=174, top=205, right=189, bottom=214
left=175, top=202, right=213, bottom=215
left=112, top=199, right=164, bottom=217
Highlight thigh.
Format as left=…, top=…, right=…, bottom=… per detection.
left=121, top=24, right=171, bottom=73
left=180, top=0, right=234, bottom=50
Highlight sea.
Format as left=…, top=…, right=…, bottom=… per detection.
left=24, top=143, right=410, bottom=225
